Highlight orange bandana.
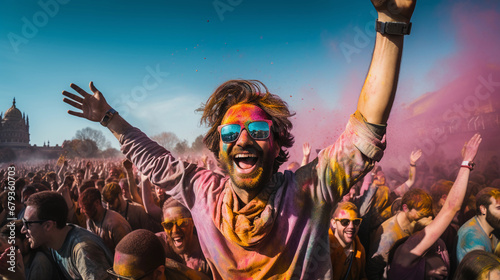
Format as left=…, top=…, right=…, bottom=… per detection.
left=217, top=175, right=284, bottom=248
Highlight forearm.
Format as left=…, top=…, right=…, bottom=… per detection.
left=412, top=167, right=470, bottom=256
left=126, top=170, right=143, bottom=205
left=441, top=168, right=470, bottom=215
left=106, top=113, right=133, bottom=141
left=357, top=33, right=404, bottom=125
left=84, top=167, right=91, bottom=180
left=57, top=165, right=65, bottom=184
left=301, top=154, right=310, bottom=167
left=406, top=163, right=416, bottom=187
left=358, top=185, right=378, bottom=217
left=141, top=179, right=162, bottom=222
left=120, top=127, right=188, bottom=190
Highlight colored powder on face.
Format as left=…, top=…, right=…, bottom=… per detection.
left=221, top=143, right=229, bottom=154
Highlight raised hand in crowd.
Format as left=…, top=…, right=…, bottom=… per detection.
left=123, top=159, right=143, bottom=205
left=388, top=134, right=482, bottom=279
left=0, top=248, right=25, bottom=280
left=301, top=142, right=311, bottom=167
left=139, top=174, right=163, bottom=223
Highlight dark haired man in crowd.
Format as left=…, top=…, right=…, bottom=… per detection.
left=456, top=187, right=500, bottom=263
left=62, top=0, right=417, bottom=278
left=0, top=220, right=62, bottom=280
left=78, top=188, right=132, bottom=253
left=109, top=229, right=168, bottom=280
left=102, top=182, right=162, bottom=232
left=23, top=191, right=113, bottom=279
left=110, top=229, right=205, bottom=280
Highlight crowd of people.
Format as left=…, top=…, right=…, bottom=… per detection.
left=0, top=136, right=499, bottom=280
left=1, top=0, right=499, bottom=279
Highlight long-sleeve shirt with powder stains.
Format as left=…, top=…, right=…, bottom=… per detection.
left=119, top=111, right=385, bottom=280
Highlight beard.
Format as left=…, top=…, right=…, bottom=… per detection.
left=219, top=149, right=274, bottom=192
left=486, top=210, right=500, bottom=229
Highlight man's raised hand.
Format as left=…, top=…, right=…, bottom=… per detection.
left=462, top=133, right=482, bottom=162
left=62, top=81, right=111, bottom=122
left=371, top=0, right=416, bottom=23
left=410, top=149, right=422, bottom=165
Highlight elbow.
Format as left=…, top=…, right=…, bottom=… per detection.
left=446, top=200, right=462, bottom=213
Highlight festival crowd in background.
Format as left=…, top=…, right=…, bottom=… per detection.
left=0, top=134, right=499, bottom=279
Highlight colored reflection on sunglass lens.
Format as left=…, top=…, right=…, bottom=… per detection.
left=219, top=121, right=271, bottom=143
left=221, top=124, right=241, bottom=142
left=248, top=121, right=270, bottom=139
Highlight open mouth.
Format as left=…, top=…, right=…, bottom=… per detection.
left=172, top=236, right=184, bottom=248
left=234, top=154, right=258, bottom=170
left=344, top=231, right=354, bottom=239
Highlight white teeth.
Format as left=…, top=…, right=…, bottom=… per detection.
left=235, top=154, right=257, bottom=158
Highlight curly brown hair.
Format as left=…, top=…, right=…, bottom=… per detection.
left=199, top=80, right=295, bottom=173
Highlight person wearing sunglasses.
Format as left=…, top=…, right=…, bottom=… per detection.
left=156, top=198, right=211, bottom=279
left=62, top=0, right=417, bottom=278
left=329, top=202, right=367, bottom=280
left=0, top=220, right=64, bottom=280
left=21, top=191, right=113, bottom=279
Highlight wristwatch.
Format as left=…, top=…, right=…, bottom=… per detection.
left=100, top=108, right=118, bottom=127
left=376, top=20, right=412, bottom=35
left=461, top=161, right=475, bottom=171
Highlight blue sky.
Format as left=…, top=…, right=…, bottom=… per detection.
left=0, top=0, right=498, bottom=150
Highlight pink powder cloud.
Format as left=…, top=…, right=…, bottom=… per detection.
left=283, top=2, right=500, bottom=174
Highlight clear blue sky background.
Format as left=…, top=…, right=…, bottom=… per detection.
left=0, top=0, right=498, bottom=150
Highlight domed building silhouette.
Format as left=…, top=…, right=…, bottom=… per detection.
left=0, top=98, right=62, bottom=162
left=0, top=98, right=30, bottom=147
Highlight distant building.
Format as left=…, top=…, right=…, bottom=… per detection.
left=0, top=98, right=30, bottom=147
left=0, top=98, right=62, bottom=162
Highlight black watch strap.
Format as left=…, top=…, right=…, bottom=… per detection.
left=376, top=20, right=412, bottom=35
left=100, top=108, right=118, bottom=127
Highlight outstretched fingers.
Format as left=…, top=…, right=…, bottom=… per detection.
left=63, top=86, right=85, bottom=118
left=471, top=133, right=482, bottom=145
left=67, top=110, right=85, bottom=118
left=62, top=90, right=84, bottom=103
left=62, top=95, right=83, bottom=109
left=467, top=133, right=482, bottom=148
left=463, top=133, right=482, bottom=160
left=70, top=83, right=90, bottom=97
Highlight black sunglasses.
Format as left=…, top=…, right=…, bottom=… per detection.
left=335, top=218, right=362, bottom=227
left=22, top=217, right=49, bottom=230
left=106, top=267, right=156, bottom=280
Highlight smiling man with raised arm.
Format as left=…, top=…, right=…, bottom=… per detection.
left=62, top=0, right=416, bottom=278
